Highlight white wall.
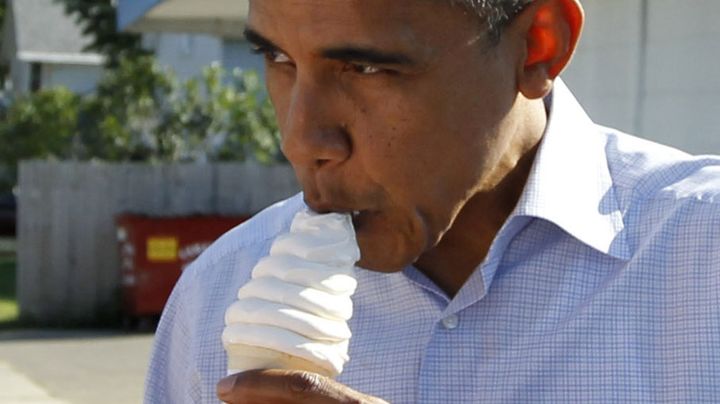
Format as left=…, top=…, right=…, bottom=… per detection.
left=222, top=39, right=265, bottom=78
left=562, top=0, right=643, bottom=134
left=640, top=0, right=720, bottom=154
left=8, top=61, right=102, bottom=96
left=563, top=0, right=720, bottom=155
left=144, top=32, right=224, bottom=81
left=9, top=58, right=29, bottom=96
left=42, top=64, right=103, bottom=95
left=143, top=33, right=264, bottom=82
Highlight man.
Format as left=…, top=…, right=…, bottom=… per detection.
left=145, top=0, right=720, bottom=402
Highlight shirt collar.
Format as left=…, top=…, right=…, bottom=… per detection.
left=410, top=79, right=631, bottom=312
left=512, top=78, right=630, bottom=260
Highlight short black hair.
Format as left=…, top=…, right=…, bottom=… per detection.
left=448, top=0, right=534, bottom=43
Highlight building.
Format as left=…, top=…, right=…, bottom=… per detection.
left=0, top=0, right=104, bottom=97
left=119, top=0, right=720, bottom=155
left=118, top=0, right=262, bottom=82
left=562, top=0, right=720, bottom=155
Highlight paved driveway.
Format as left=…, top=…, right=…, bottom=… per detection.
left=0, top=329, right=154, bottom=404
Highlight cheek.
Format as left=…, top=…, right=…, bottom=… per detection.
left=354, top=98, right=507, bottom=246
left=353, top=106, right=429, bottom=192
left=353, top=121, right=468, bottom=246
left=265, top=70, right=294, bottom=132
left=355, top=96, right=474, bottom=191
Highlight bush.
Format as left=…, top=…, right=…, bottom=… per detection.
left=0, top=57, right=282, bottom=191
left=0, top=88, right=81, bottom=190
left=78, top=56, right=282, bottom=163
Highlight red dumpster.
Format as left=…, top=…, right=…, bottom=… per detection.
left=115, top=215, right=249, bottom=319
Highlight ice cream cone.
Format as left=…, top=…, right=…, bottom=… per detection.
left=223, top=210, right=359, bottom=380
left=226, top=344, right=337, bottom=378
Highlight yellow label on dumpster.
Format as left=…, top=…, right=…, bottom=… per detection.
left=147, top=237, right=179, bottom=262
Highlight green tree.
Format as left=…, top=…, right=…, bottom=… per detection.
left=0, top=88, right=80, bottom=191
left=216, top=68, right=283, bottom=164
left=54, top=0, right=149, bottom=68
left=0, top=58, right=282, bottom=192
left=76, top=55, right=174, bottom=161
left=0, top=0, right=8, bottom=85
left=76, top=57, right=281, bottom=163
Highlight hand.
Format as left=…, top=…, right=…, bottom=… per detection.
left=217, top=369, right=389, bottom=404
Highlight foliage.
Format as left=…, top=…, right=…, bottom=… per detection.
left=0, top=88, right=81, bottom=189
left=0, top=255, right=18, bottom=326
left=78, top=57, right=282, bottom=163
left=0, top=0, right=7, bottom=84
left=0, top=88, right=80, bottom=162
left=0, top=57, right=282, bottom=191
left=75, top=55, right=174, bottom=161
left=54, top=0, right=149, bottom=68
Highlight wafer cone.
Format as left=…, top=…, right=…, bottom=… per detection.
left=226, top=344, right=336, bottom=378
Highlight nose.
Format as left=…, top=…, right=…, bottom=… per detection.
left=280, top=77, right=352, bottom=170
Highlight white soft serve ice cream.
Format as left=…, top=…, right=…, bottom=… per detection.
left=222, top=209, right=360, bottom=377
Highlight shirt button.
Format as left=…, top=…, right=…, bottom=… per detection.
left=441, top=314, right=459, bottom=330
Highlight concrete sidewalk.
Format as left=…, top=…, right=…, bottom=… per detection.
left=0, top=361, right=70, bottom=403
left=0, top=329, right=154, bottom=404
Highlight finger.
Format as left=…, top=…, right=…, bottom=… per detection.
left=217, top=369, right=387, bottom=404
left=217, top=369, right=345, bottom=404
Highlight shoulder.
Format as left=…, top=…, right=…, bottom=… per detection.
left=183, top=193, right=305, bottom=284
left=601, top=128, right=720, bottom=253
left=166, top=192, right=306, bottom=315
left=194, top=193, right=304, bottom=267
left=145, top=194, right=305, bottom=402
left=603, top=128, right=720, bottom=205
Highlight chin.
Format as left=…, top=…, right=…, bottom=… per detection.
left=355, top=235, right=419, bottom=273
left=351, top=207, right=428, bottom=272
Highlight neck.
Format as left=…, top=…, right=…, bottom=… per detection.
left=415, top=100, right=547, bottom=297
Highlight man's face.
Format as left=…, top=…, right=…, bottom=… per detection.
left=248, top=0, right=526, bottom=271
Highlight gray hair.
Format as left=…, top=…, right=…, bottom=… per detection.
left=448, top=0, right=534, bottom=43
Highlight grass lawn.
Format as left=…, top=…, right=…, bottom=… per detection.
left=0, top=254, right=18, bottom=324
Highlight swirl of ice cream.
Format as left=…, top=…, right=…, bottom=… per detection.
left=222, top=209, right=360, bottom=376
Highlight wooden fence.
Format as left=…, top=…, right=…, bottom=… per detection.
left=17, top=160, right=299, bottom=324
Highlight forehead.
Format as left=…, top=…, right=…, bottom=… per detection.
left=247, top=0, right=480, bottom=52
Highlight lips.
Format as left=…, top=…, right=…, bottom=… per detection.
left=306, top=200, right=359, bottom=215
left=350, top=210, right=364, bottom=230
left=304, top=203, right=366, bottom=230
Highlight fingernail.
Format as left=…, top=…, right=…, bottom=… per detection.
left=217, top=375, right=235, bottom=396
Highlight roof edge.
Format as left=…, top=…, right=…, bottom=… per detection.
left=17, top=51, right=105, bottom=65
left=124, top=16, right=246, bottom=39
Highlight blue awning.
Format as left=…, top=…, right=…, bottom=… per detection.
left=117, top=0, right=163, bottom=32
left=117, top=0, right=248, bottom=38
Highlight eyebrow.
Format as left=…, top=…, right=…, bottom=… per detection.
left=244, top=28, right=280, bottom=51
left=244, top=27, right=417, bottom=67
left=321, top=47, right=415, bottom=66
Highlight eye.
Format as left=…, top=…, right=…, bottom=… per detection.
left=267, top=50, right=292, bottom=64
left=252, top=47, right=292, bottom=65
left=347, top=63, right=384, bottom=75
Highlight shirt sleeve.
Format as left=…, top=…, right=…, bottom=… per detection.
left=144, top=261, right=202, bottom=404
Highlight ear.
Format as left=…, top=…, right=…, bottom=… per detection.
left=513, top=0, right=584, bottom=99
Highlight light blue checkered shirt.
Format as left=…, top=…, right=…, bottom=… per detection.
left=145, top=80, right=720, bottom=403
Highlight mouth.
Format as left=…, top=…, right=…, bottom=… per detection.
left=351, top=210, right=363, bottom=230
left=333, top=209, right=369, bottom=230
left=351, top=209, right=380, bottom=233
left=309, top=206, right=367, bottom=230
left=304, top=200, right=376, bottom=231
